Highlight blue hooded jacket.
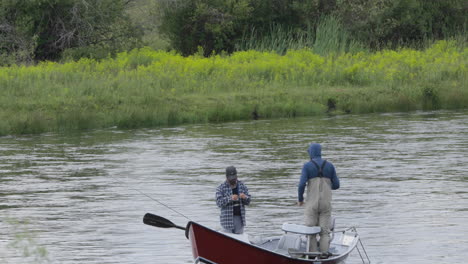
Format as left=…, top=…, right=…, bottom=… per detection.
left=298, top=143, right=340, bottom=202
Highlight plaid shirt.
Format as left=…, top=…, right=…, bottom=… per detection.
left=216, top=180, right=251, bottom=231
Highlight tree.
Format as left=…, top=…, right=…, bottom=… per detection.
left=0, top=0, right=143, bottom=63
left=158, top=0, right=252, bottom=56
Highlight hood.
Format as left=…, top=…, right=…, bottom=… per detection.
left=307, top=143, right=322, bottom=159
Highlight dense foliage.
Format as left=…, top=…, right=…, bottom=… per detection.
left=158, top=0, right=466, bottom=56
left=336, top=0, right=467, bottom=48
left=1, top=0, right=466, bottom=62
left=0, top=0, right=143, bottom=64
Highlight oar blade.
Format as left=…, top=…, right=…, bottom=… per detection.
left=143, top=213, right=174, bottom=228
left=143, top=213, right=186, bottom=230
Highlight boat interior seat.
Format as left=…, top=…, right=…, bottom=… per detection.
left=281, top=223, right=321, bottom=235
left=278, top=217, right=337, bottom=255
left=275, top=233, right=304, bottom=254
left=282, top=216, right=335, bottom=234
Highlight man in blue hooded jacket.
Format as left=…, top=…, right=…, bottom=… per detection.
left=298, top=143, right=340, bottom=256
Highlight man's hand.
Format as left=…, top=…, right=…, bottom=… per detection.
left=231, top=194, right=239, bottom=201
left=239, top=193, right=248, bottom=199
left=297, top=201, right=304, bottom=206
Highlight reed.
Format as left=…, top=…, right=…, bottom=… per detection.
left=235, top=16, right=364, bottom=55
left=0, top=41, right=466, bottom=135
left=235, top=24, right=312, bottom=54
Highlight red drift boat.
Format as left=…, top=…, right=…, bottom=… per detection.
left=143, top=213, right=364, bottom=264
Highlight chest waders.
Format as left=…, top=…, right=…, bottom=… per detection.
left=306, top=160, right=332, bottom=254
left=311, top=160, right=327, bottom=192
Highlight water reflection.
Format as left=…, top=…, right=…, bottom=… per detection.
left=1, top=110, right=468, bottom=264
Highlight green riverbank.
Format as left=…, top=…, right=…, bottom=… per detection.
left=0, top=40, right=466, bottom=136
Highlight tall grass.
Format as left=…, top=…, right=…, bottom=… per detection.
left=0, top=41, right=466, bottom=135
left=235, top=16, right=364, bottom=55
left=313, top=16, right=364, bottom=55
left=235, top=24, right=312, bottom=55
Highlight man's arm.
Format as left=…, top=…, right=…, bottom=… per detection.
left=216, top=184, right=231, bottom=208
left=239, top=182, right=251, bottom=205
left=298, top=164, right=308, bottom=204
left=330, top=164, right=340, bottom=190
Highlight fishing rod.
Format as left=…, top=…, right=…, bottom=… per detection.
left=108, top=174, right=191, bottom=221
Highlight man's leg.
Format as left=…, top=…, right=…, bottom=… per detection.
left=305, top=209, right=319, bottom=252
left=233, top=215, right=244, bottom=234
left=318, top=209, right=331, bottom=253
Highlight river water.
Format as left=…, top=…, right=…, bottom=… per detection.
left=1, top=110, right=467, bottom=264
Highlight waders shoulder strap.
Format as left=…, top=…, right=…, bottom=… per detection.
left=311, top=160, right=327, bottom=177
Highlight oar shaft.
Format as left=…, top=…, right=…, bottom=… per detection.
left=174, top=225, right=186, bottom=230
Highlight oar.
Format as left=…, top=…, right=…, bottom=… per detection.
left=143, top=213, right=186, bottom=231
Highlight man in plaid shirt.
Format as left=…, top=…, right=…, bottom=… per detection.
left=216, top=166, right=251, bottom=234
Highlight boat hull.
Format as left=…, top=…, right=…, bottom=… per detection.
left=187, top=222, right=351, bottom=264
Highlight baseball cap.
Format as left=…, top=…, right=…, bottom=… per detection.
left=225, top=166, right=237, bottom=180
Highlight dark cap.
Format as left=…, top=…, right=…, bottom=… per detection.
left=225, top=166, right=237, bottom=180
